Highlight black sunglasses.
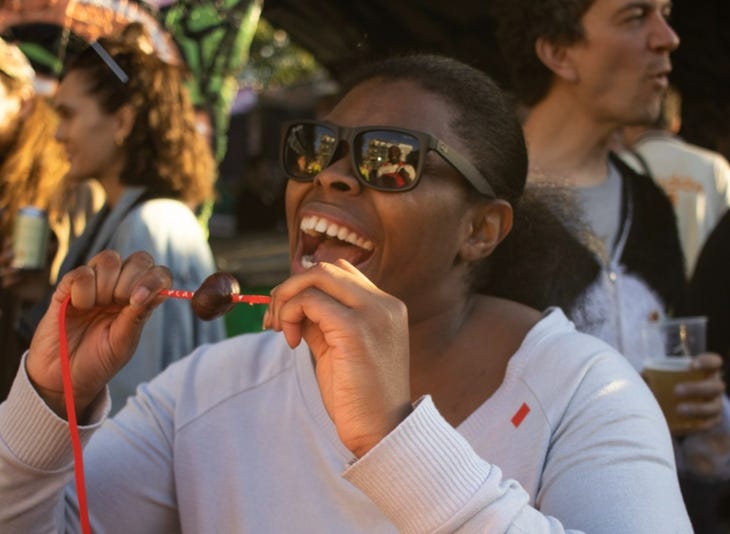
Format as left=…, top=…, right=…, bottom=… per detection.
left=280, top=120, right=495, bottom=197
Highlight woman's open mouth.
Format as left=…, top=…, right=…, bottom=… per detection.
left=298, top=214, right=374, bottom=269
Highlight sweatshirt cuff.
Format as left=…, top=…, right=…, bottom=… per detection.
left=343, top=395, right=491, bottom=533
left=0, top=352, right=110, bottom=470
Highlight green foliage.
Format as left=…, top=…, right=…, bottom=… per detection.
left=17, top=42, right=63, bottom=76
left=162, top=0, right=262, bottom=161
left=239, top=19, right=323, bottom=90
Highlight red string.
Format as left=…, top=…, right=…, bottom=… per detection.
left=59, top=295, right=92, bottom=534
left=232, top=294, right=272, bottom=305
left=57, top=289, right=270, bottom=533
left=159, top=289, right=271, bottom=305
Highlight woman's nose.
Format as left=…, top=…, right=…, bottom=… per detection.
left=313, top=143, right=362, bottom=193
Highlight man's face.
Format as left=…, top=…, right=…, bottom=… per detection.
left=566, top=0, right=679, bottom=126
left=388, top=145, right=401, bottom=163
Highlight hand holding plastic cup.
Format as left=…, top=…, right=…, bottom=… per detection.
left=641, top=316, right=710, bottom=434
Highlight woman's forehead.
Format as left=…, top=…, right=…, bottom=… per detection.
left=327, top=79, right=456, bottom=138
left=57, top=71, right=91, bottom=99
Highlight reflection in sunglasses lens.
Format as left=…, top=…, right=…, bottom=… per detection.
left=285, top=123, right=337, bottom=179
left=285, top=124, right=421, bottom=191
left=355, top=131, right=419, bottom=190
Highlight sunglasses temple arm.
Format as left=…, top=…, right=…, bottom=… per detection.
left=430, top=139, right=496, bottom=197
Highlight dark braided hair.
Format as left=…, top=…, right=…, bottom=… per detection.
left=342, top=54, right=598, bottom=311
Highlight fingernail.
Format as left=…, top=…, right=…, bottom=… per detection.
left=261, top=309, right=270, bottom=330
left=131, top=286, right=151, bottom=305
left=674, top=385, right=686, bottom=396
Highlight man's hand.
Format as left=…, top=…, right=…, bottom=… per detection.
left=674, top=352, right=726, bottom=436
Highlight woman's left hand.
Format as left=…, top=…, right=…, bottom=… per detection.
left=263, top=259, right=413, bottom=458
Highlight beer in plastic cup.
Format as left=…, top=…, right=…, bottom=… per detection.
left=641, top=357, right=708, bottom=432
left=641, top=316, right=708, bottom=433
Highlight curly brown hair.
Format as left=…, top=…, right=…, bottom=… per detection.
left=0, top=86, right=69, bottom=239
left=490, top=0, right=595, bottom=106
left=61, top=25, right=216, bottom=208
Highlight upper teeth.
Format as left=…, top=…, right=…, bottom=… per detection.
left=300, top=215, right=374, bottom=250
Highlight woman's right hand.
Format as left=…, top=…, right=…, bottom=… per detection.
left=26, top=250, right=172, bottom=418
left=264, top=259, right=413, bottom=458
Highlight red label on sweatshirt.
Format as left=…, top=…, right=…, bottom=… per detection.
left=511, top=402, right=530, bottom=428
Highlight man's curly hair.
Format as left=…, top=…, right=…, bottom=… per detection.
left=490, top=0, right=595, bottom=106
left=61, top=24, right=216, bottom=208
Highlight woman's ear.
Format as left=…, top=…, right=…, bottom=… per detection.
left=113, top=103, right=136, bottom=147
left=535, top=37, right=579, bottom=83
left=459, top=200, right=513, bottom=262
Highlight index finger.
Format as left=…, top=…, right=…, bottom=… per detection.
left=691, top=352, right=724, bottom=372
left=114, top=251, right=173, bottom=308
left=676, top=373, right=725, bottom=399
left=271, top=259, right=379, bottom=309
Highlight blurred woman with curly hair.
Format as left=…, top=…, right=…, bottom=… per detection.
left=0, top=38, right=104, bottom=399
left=18, top=25, right=225, bottom=412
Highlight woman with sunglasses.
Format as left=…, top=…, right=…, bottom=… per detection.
left=0, top=55, right=689, bottom=532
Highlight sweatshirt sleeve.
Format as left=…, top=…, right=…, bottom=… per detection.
left=344, top=383, right=693, bottom=534
left=344, top=396, right=574, bottom=533
left=0, top=353, right=109, bottom=532
left=0, top=350, right=183, bottom=533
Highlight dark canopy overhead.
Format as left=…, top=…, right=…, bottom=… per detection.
left=261, top=0, right=507, bottom=84
left=262, top=0, right=730, bottom=157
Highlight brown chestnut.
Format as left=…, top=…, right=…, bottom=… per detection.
left=191, top=272, right=241, bottom=320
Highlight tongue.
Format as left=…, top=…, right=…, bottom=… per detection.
left=312, top=238, right=370, bottom=265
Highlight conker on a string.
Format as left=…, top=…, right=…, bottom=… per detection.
left=191, top=272, right=241, bottom=320
left=160, top=272, right=269, bottom=318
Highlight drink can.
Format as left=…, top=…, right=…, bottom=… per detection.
left=11, top=206, right=50, bottom=270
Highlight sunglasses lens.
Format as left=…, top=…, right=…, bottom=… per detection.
left=354, top=130, right=420, bottom=190
left=283, top=123, right=422, bottom=191
left=283, top=123, right=338, bottom=180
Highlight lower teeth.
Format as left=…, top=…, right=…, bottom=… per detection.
left=301, top=255, right=316, bottom=269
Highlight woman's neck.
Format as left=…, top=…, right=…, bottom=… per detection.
left=408, top=295, right=540, bottom=426
left=97, top=175, right=124, bottom=207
